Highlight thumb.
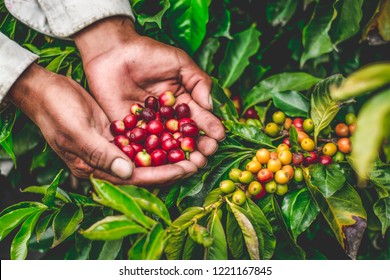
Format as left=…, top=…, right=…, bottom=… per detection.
left=78, top=133, right=134, bottom=179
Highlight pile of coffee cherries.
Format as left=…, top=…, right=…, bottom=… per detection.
left=109, top=91, right=200, bottom=167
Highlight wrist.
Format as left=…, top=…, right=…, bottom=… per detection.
left=73, top=16, right=138, bottom=66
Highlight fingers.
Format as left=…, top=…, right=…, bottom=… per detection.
left=196, top=136, right=219, bottom=156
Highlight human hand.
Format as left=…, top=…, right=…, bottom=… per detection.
left=9, top=64, right=134, bottom=182
left=74, top=16, right=225, bottom=185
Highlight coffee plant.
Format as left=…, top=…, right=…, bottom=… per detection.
left=0, top=0, right=389, bottom=260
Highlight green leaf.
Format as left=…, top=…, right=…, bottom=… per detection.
left=218, top=24, right=261, bottom=88
left=21, top=185, right=70, bottom=203
left=330, top=63, right=390, bottom=100
left=310, top=74, right=344, bottom=144
left=300, top=1, right=338, bottom=67
left=281, top=188, right=320, bottom=240
left=42, top=169, right=64, bottom=207
left=171, top=207, right=204, bottom=228
left=0, top=107, right=17, bottom=164
left=128, top=234, right=147, bottom=260
left=35, top=212, right=54, bottom=242
left=309, top=163, right=346, bottom=198
left=266, top=0, right=298, bottom=27
left=98, top=239, right=123, bottom=260
left=305, top=169, right=367, bottom=259
left=350, top=89, right=390, bottom=179
left=0, top=205, right=47, bottom=242
left=362, top=0, right=390, bottom=44
left=243, top=199, right=276, bottom=260
left=211, top=77, right=238, bottom=120
left=203, top=188, right=223, bottom=207
left=329, top=0, right=364, bottom=46
left=209, top=2, right=231, bottom=38
left=81, top=215, right=148, bottom=240
left=131, top=0, right=170, bottom=28
left=258, top=195, right=306, bottom=259
left=223, top=121, right=274, bottom=147
left=164, top=231, right=187, bottom=260
left=195, top=37, right=220, bottom=74
left=289, top=126, right=300, bottom=152
left=120, top=185, right=171, bottom=225
left=0, top=201, right=47, bottom=216
left=272, top=91, right=310, bottom=118
left=167, top=0, right=211, bottom=56
left=243, top=72, right=321, bottom=113
left=373, top=197, right=390, bottom=236
left=10, top=210, right=44, bottom=260
left=90, top=177, right=153, bottom=228
left=1, top=135, right=16, bottom=165
left=226, top=211, right=245, bottom=259
left=52, top=203, right=83, bottom=247
left=204, top=210, right=227, bottom=260
left=227, top=200, right=260, bottom=260
left=188, top=223, right=213, bottom=247
left=368, top=162, right=390, bottom=194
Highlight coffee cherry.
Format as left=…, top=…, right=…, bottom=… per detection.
left=274, top=170, right=290, bottom=184
left=337, top=137, right=352, bottom=154
left=181, top=137, right=195, bottom=152
left=297, top=131, right=309, bottom=144
left=294, top=167, right=304, bottom=183
left=175, top=103, right=191, bottom=119
left=345, top=113, right=356, bottom=125
left=278, top=150, right=292, bottom=165
left=121, top=145, right=136, bottom=160
left=322, top=142, right=337, bottom=156
left=159, top=106, right=175, bottom=119
left=253, top=184, right=267, bottom=200
left=145, top=135, right=160, bottom=153
left=335, top=123, right=349, bottom=137
left=129, top=127, right=148, bottom=143
left=244, top=107, right=259, bottom=119
left=303, top=118, right=314, bottom=133
left=141, top=108, right=156, bottom=123
left=145, top=96, right=159, bottom=111
left=284, top=118, right=292, bottom=130
left=272, top=111, right=286, bottom=125
left=248, top=181, right=263, bottom=195
left=229, top=168, right=241, bottom=183
left=239, top=170, right=254, bottom=184
left=270, top=151, right=279, bottom=159
left=231, top=95, right=242, bottom=114
left=130, top=103, right=144, bottom=116
left=165, top=119, right=179, bottom=133
left=146, top=120, right=164, bottom=135
left=173, top=132, right=183, bottom=140
left=265, top=180, right=277, bottom=193
left=123, top=114, right=138, bottom=130
left=131, top=143, right=143, bottom=153
left=256, top=148, right=271, bottom=164
left=333, top=151, right=345, bottom=162
left=219, top=180, right=236, bottom=194
left=319, top=155, right=332, bottom=165
left=275, top=184, right=288, bottom=196
left=136, top=120, right=147, bottom=129
left=277, top=143, right=290, bottom=154
left=292, top=118, right=304, bottom=131
left=265, top=122, right=280, bottom=137
left=159, top=91, right=175, bottom=106
left=282, top=137, right=291, bottom=147
left=301, top=138, right=315, bottom=151
left=178, top=118, right=196, bottom=129
left=232, top=189, right=246, bottom=205
left=304, top=151, right=318, bottom=166
left=160, top=132, right=173, bottom=142
left=281, top=165, right=294, bottom=180
left=349, top=123, right=356, bottom=135
left=113, top=135, right=130, bottom=148
left=257, top=168, right=274, bottom=183
left=134, top=151, right=152, bottom=167
left=246, top=160, right=262, bottom=173
left=168, top=149, right=185, bottom=163
left=292, top=152, right=304, bottom=165
left=180, top=123, right=200, bottom=138
left=110, top=120, right=126, bottom=136
left=162, top=138, right=180, bottom=151
left=150, top=149, right=167, bottom=166
left=267, top=158, right=282, bottom=173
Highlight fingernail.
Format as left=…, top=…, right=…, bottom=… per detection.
left=111, top=158, right=133, bottom=179
left=208, top=95, right=213, bottom=110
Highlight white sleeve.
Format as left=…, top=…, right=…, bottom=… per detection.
left=0, top=32, right=38, bottom=102
left=5, top=0, right=134, bottom=38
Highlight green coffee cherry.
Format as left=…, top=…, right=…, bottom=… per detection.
left=219, top=180, right=236, bottom=194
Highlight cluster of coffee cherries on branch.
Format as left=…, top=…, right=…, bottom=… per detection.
left=109, top=91, right=200, bottom=167
left=219, top=144, right=303, bottom=206
left=264, top=111, right=355, bottom=166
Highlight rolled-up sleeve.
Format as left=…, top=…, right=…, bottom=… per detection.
left=5, top=0, right=134, bottom=38
left=0, top=32, right=38, bottom=102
